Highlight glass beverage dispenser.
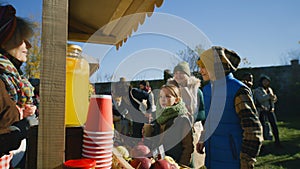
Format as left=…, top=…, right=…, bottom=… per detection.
left=66, top=44, right=90, bottom=126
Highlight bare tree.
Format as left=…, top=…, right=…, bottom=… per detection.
left=240, top=57, right=251, bottom=67
left=287, top=49, right=300, bottom=60
left=176, top=44, right=205, bottom=73
left=24, top=20, right=41, bottom=78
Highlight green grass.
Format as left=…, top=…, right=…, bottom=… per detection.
left=255, top=117, right=300, bottom=169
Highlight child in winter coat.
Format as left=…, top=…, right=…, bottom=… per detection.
left=155, top=84, right=194, bottom=166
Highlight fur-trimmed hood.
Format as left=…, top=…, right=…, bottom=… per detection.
left=167, top=76, right=201, bottom=89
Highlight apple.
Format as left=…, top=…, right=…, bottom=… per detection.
left=130, top=157, right=152, bottom=169
left=130, top=144, right=151, bottom=158
left=164, top=156, right=179, bottom=169
left=150, top=159, right=172, bottom=169
left=170, top=163, right=179, bottom=169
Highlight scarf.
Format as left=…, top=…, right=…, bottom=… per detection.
left=156, top=101, right=188, bottom=125
left=0, top=54, right=34, bottom=107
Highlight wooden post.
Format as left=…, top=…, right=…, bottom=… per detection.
left=38, top=0, right=68, bottom=168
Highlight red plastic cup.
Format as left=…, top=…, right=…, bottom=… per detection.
left=94, top=157, right=112, bottom=164
left=83, top=130, right=114, bottom=135
left=82, top=151, right=113, bottom=157
left=85, top=95, right=113, bottom=132
left=95, top=161, right=112, bottom=168
left=83, top=135, right=113, bottom=141
left=82, top=144, right=113, bottom=153
left=83, top=133, right=113, bottom=139
left=82, top=152, right=112, bottom=159
left=82, top=148, right=112, bottom=153
left=83, top=130, right=114, bottom=138
left=79, top=155, right=112, bottom=169
left=82, top=143, right=113, bottom=151
left=83, top=142, right=114, bottom=150
left=82, top=149, right=112, bottom=156
left=83, top=134, right=113, bottom=140
left=83, top=135, right=114, bottom=141
left=83, top=138, right=113, bottom=144
left=83, top=139, right=113, bottom=147
left=64, top=158, right=96, bottom=169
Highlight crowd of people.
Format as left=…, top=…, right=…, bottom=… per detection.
left=0, top=3, right=283, bottom=169
left=111, top=47, right=282, bottom=169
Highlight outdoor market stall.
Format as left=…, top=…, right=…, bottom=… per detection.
left=37, top=0, right=163, bottom=168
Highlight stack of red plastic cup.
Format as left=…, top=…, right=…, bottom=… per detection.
left=82, top=95, right=114, bottom=169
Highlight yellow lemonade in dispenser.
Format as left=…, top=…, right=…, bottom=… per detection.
left=66, top=44, right=90, bottom=126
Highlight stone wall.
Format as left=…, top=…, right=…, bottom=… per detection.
left=234, top=64, right=300, bottom=119
left=94, top=64, right=300, bottom=119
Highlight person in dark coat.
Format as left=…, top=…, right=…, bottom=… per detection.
left=112, top=78, right=151, bottom=141
left=0, top=4, right=38, bottom=168
left=253, top=75, right=281, bottom=146
left=139, top=80, right=156, bottom=121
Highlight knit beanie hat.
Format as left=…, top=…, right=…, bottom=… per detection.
left=197, top=46, right=241, bottom=74
left=0, top=5, right=17, bottom=46
left=173, top=61, right=191, bottom=76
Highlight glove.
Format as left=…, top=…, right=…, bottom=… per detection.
left=10, top=115, right=39, bottom=139
left=121, top=109, right=128, bottom=118
left=0, top=116, right=38, bottom=156
left=26, top=115, right=39, bottom=126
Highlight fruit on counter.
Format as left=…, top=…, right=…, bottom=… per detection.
left=170, top=163, right=179, bottom=169
left=130, top=144, right=151, bottom=158
left=164, top=156, right=176, bottom=164
left=164, top=156, right=179, bottom=169
left=150, top=159, right=172, bottom=169
left=178, top=164, right=191, bottom=169
left=116, top=145, right=130, bottom=160
left=130, top=157, right=152, bottom=169
left=150, top=157, right=156, bottom=164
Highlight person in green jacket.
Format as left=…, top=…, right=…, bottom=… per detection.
left=156, top=84, right=194, bottom=166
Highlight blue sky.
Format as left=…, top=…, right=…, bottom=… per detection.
left=4, top=0, right=300, bottom=82
left=156, top=0, right=300, bottom=66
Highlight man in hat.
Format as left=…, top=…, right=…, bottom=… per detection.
left=241, top=72, right=254, bottom=89
left=196, top=46, right=263, bottom=169
left=139, top=80, right=156, bottom=120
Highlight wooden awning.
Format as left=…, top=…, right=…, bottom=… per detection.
left=68, top=0, right=164, bottom=49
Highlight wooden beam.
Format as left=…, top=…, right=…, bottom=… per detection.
left=38, top=0, right=68, bottom=168
left=68, top=32, right=117, bottom=44
left=102, top=0, right=133, bottom=36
